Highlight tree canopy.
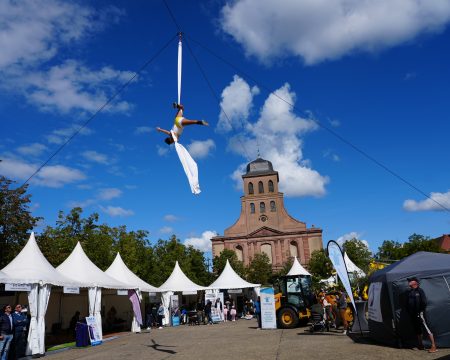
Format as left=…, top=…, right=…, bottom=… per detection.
left=376, top=233, right=442, bottom=261
left=0, top=176, right=40, bottom=268
left=342, top=238, right=372, bottom=273
left=212, top=248, right=246, bottom=278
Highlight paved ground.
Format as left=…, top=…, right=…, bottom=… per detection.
left=48, top=320, right=450, bottom=360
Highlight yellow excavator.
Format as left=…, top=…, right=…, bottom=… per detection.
left=273, top=274, right=313, bottom=328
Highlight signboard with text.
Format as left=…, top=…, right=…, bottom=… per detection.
left=5, top=283, right=31, bottom=292
left=260, top=287, right=277, bottom=329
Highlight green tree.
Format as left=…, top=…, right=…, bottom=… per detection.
left=0, top=176, right=40, bottom=268
left=342, top=238, right=372, bottom=273
left=376, top=233, right=441, bottom=261
left=308, top=249, right=333, bottom=285
left=212, top=249, right=245, bottom=278
left=246, top=253, right=273, bottom=285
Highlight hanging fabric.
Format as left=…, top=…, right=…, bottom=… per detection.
left=177, top=32, right=182, bottom=104
left=171, top=131, right=201, bottom=195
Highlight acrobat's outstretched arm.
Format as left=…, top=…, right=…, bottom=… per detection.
left=156, top=127, right=171, bottom=136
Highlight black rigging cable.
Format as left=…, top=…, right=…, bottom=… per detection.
left=20, top=34, right=177, bottom=188
left=185, top=36, right=450, bottom=214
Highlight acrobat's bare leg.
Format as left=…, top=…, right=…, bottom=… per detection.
left=181, top=119, right=209, bottom=126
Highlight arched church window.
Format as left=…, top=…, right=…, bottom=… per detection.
left=260, top=202, right=266, bottom=213
left=250, top=203, right=255, bottom=213
left=270, top=201, right=276, bottom=212
left=268, top=180, right=274, bottom=192
left=235, top=245, right=243, bottom=262
left=261, top=243, right=273, bottom=264
left=290, top=241, right=298, bottom=258
left=248, top=182, right=254, bottom=195
left=258, top=181, right=264, bottom=193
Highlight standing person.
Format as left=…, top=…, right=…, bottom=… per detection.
left=157, top=103, right=209, bottom=145
left=157, top=303, right=165, bottom=329
left=12, top=304, right=28, bottom=359
left=254, top=297, right=261, bottom=329
left=0, top=305, right=14, bottom=360
left=215, top=298, right=223, bottom=321
left=230, top=305, right=237, bottom=322
left=337, top=291, right=348, bottom=334
left=223, top=304, right=228, bottom=322
left=145, top=304, right=153, bottom=331
left=204, top=300, right=212, bottom=325
left=405, top=277, right=437, bottom=353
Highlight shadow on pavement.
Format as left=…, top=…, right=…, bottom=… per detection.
left=148, top=339, right=177, bottom=354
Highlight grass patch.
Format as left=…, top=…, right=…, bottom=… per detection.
left=47, top=342, right=76, bottom=351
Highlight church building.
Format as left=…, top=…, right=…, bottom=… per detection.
left=211, top=158, right=323, bottom=270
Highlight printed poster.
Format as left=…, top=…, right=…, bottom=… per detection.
left=85, top=316, right=102, bottom=346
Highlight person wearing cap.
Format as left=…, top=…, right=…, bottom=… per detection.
left=405, top=277, right=437, bottom=353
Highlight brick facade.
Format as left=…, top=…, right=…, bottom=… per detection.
left=211, top=158, right=323, bottom=270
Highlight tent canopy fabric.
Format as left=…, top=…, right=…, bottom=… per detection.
left=209, top=260, right=260, bottom=289
left=57, top=242, right=130, bottom=289
left=0, top=270, right=10, bottom=283
left=1, top=232, right=80, bottom=286
left=344, top=252, right=365, bottom=277
left=158, top=261, right=208, bottom=292
left=105, top=253, right=160, bottom=293
left=370, top=251, right=450, bottom=283
left=287, top=257, right=311, bottom=276
left=368, top=252, right=450, bottom=348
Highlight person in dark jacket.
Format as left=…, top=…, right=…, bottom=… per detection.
left=405, top=277, right=437, bottom=353
left=11, top=304, right=28, bottom=359
left=0, top=304, right=14, bottom=360
left=254, top=297, right=261, bottom=329
left=204, top=300, right=213, bottom=324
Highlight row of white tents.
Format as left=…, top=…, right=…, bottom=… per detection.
left=3, top=232, right=298, bottom=356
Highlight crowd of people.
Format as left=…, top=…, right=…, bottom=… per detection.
left=0, top=304, right=29, bottom=360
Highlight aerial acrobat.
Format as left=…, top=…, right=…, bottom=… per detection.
left=156, top=102, right=208, bottom=145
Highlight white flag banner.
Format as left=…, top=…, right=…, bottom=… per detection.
left=327, top=240, right=357, bottom=314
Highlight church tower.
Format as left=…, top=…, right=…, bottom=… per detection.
left=211, top=158, right=323, bottom=270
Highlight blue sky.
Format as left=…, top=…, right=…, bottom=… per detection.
left=1, top=0, right=450, bottom=258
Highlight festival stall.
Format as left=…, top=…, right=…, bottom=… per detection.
left=368, top=251, right=450, bottom=348
left=105, top=253, right=160, bottom=332
left=0, top=232, right=81, bottom=357
left=56, top=243, right=131, bottom=340
left=287, top=257, right=311, bottom=276
left=158, top=261, right=208, bottom=325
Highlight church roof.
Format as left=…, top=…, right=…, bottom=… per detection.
left=242, top=158, right=278, bottom=179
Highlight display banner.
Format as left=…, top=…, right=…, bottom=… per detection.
left=117, top=289, right=128, bottom=296
left=327, top=240, right=357, bottom=314
left=182, top=291, right=197, bottom=295
left=63, top=287, right=80, bottom=294
left=86, top=316, right=102, bottom=346
left=170, top=294, right=179, bottom=309
left=260, top=287, right=277, bottom=329
left=5, top=283, right=31, bottom=291
left=227, top=289, right=242, bottom=294
left=205, top=292, right=224, bottom=322
left=368, top=282, right=383, bottom=322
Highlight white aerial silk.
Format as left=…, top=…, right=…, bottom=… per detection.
left=178, top=37, right=182, bottom=104
left=172, top=131, right=201, bottom=195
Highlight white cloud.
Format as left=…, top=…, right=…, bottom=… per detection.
left=16, top=143, right=48, bottom=156
left=220, top=0, right=450, bottom=65
left=135, top=126, right=153, bottom=135
left=187, top=139, right=216, bottom=159
left=336, top=231, right=370, bottom=250
left=164, top=214, right=179, bottom=222
left=0, top=157, right=86, bottom=188
left=157, top=145, right=169, bottom=157
left=223, top=76, right=328, bottom=197
left=97, top=188, right=122, bottom=200
left=217, top=75, right=259, bottom=133
left=403, top=190, right=450, bottom=212
left=46, top=124, right=93, bottom=144
left=323, top=149, right=340, bottom=162
left=81, top=150, right=110, bottom=165
left=0, top=1, right=132, bottom=114
left=184, top=230, right=217, bottom=252
left=100, top=205, right=134, bottom=217
left=159, top=226, right=174, bottom=234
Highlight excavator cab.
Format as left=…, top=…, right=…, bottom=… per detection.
left=274, top=275, right=314, bottom=328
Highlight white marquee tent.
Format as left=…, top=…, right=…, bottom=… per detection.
left=158, top=261, right=209, bottom=323
left=344, top=252, right=366, bottom=277
left=105, top=253, right=160, bottom=332
left=1, top=232, right=80, bottom=357
left=209, top=260, right=260, bottom=290
left=57, top=242, right=131, bottom=339
left=287, top=257, right=311, bottom=276
left=0, top=270, right=10, bottom=283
